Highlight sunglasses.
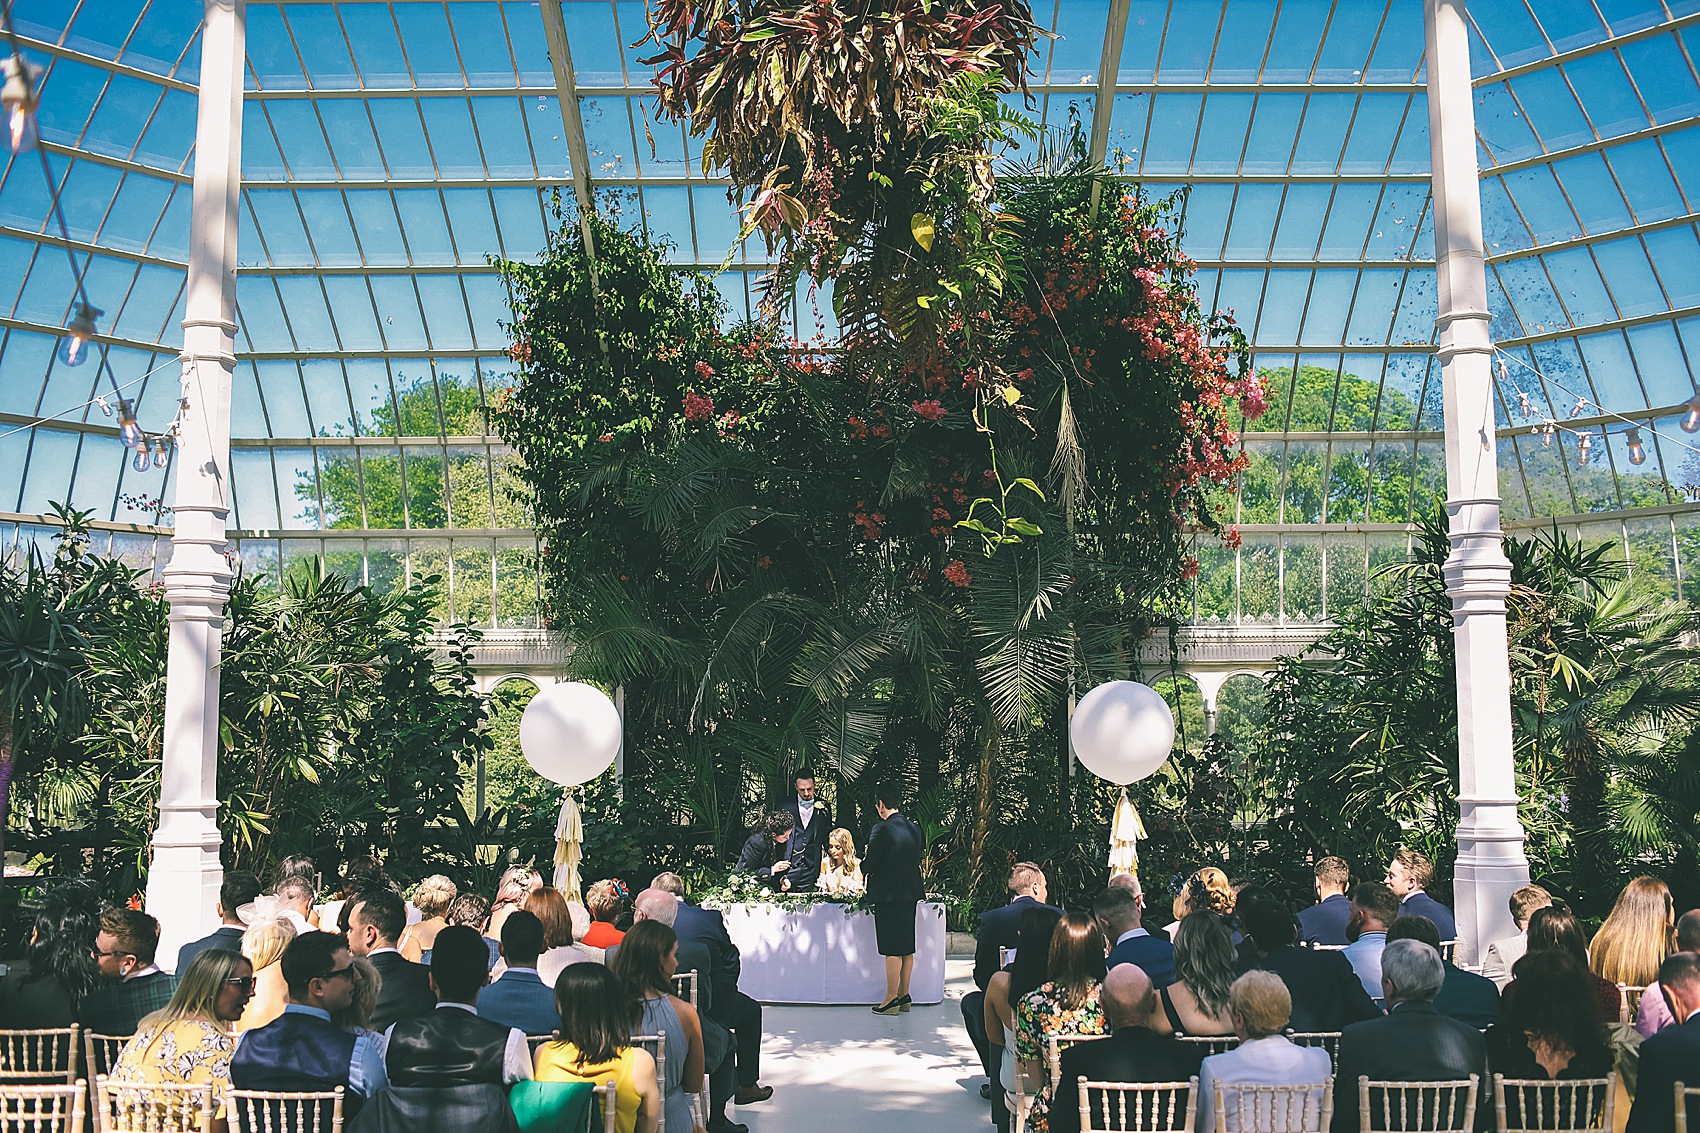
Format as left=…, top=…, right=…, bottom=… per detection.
left=91, top=948, right=130, bottom=960
left=320, top=965, right=358, bottom=982
left=224, top=976, right=256, bottom=993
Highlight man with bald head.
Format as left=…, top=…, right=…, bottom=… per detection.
left=1049, top=966, right=1205, bottom=1133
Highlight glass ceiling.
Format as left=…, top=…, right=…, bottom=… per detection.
left=2, top=0, right=1699, bottom=627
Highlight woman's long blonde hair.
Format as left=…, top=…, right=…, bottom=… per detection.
left=827, top=828, right=859, bottom=872
left=137, top=949, right=251, bottom=1034
left=1590, top=875, right=1674, bottom=987
left=242, top=917, right=296, bottom=971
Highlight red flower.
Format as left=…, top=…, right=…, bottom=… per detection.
left=508, top=340, right=531, bottom=364
left=695, top=360, right=716, bottom=379
left=758, top=555, right=773, bottom=569
left=943, top=560, right=972, bottom=587
left=683, top=389, right=714, bottom=422
left=911, top=399, right=947, bottom=421
left=598, top=433, right=613, bottom=442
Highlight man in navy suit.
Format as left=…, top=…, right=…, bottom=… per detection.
left=778, top=769, right=832, bottom=892
left=1094, top=880, right=1175, bottom=988
left=1628, top=952, right=1700, bottom=1132
left=1297, top=856, right=1352, bottom=946
left=1387, top=915, right=1498, bottom=1029
left=1240, top=898, right=1381, bottom=1033
left=177, top=871, right=262, bottom=973
left=1386, top=847, right=1456, bottom=940
left=962, top=862, right=1061, bottom=1098
left=475, top=910, right=559, bottom=1036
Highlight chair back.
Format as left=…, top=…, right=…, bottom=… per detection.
left=0, top=1028, right=79, bottom=1086
left=526, top=1035, right=556, bottom=1061
left=594, top=1080, right=619, bottom=1133
left=1492, top=1074, right=1613, bottom=1133
left=669, top=971, right=698, bottom=1009
left=1671, top=1080, right=1700, bottom=1133
left=227, top=1086, right=346, bottom=1133
left=1355, top=1075, right=1478, bottom=1133
left=1616, top=984, right=1646, bottom=1025
left=82, top=1034, right=128, bottom=1085
left=1436, top=941, right=1458, bottom=963
left=1044, top=1034, right=1108, bottom=1090
left=1077, top=1076, right=1198, bottom=1133
left=1286, top=1033, right=1342, bottom=1065
left=1306, top=944, right=1347, bottom=952
left=631, top=1034, right=666, bottom=1133
left=1000, top=946, right=1017, bottom=969
left=1211, top=1079, right=1333, bottom=1133
left=0, top=1082, right=86, bottom=1133
left=94, top=1075, right=215, bottom=1133
left=1176, top=1035, right=1240, bottom=1057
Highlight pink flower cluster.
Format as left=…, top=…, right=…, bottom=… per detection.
left=943, top=560, right=972, bottom=588
left=911, top=399, right=947, bottom=421
left=683, top=389, right=715, bottom=421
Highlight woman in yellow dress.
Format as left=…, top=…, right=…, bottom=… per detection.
left=109, top=949, right=254, bottom=1119
left=535, top=964, right=661, bottom=1133
left=817, top=828, right=865, bottom=896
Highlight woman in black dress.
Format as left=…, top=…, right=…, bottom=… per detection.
left=0, top=879, right=101, bottom=1027
left=864, top=780, right=924, bottom=1014
left=1488, top=949, right=1615, bottom=1127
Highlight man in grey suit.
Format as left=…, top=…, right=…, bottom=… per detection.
left=1480, top=884, right=1552, bottom=989
left=1331, top=940, right=1488, bottom=1133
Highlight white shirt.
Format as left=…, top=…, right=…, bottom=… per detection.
left=1115, top=927, right=1150, bottom=946
left=123, top=963, right=163, bottom=982
left=383, top=1003, right=533, bottom=1085
left=797, top=798, right=816, bottom=827
left=536, top=943, right=606, bottom=987
left=367, top=946, right=402, bottom=958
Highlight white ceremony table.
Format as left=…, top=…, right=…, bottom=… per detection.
left=718, top=900, right=947, bottom=1005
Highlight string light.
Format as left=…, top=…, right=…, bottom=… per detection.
left=1684, top=394, right=1700, bottom=434
left=151, top=436, right=171, bottom=468
left=1626, top=428, right=1647, bottom=466
left=1577, top=432, right=1592, bottom=465
left=131, top=438, right=151, bottom=472
left=0, top=51, right=39, bottom=155
left=58, top=303, right=100, bottom=367
left=1542, top=423, right=1554, bottom=447
left=116, top=398, right=141, bottom=447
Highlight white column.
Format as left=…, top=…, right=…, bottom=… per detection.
left=1424, top=0, right=1530, bottom=964
left=146, top=0, right=245, bottom=969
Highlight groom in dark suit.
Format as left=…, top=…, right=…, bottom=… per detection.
left=779, top=769, right=831, bottom=892
left=864, top=781, right=924, bottom=1014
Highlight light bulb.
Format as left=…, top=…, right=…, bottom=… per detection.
left=1683, top=394, right=1700, bottom=433
left=1542, top=424, right=1555, bottom=447
left=58, top=303, right=102, bottom=368
left=1571, top=397, right=1586, bottom=418
left=1517, top=391, right=1531, bottom=418
left=152, top=441, right=170, bottom=468
left=95, top=395, right=112, bottom=417
left=1626, top=428, right=1646, bottom=466
left=1, top=56, right=43, bottom=156
left=1578, top=433, right=1592, bottom=465
left=116, top=398, right=141, bottom=447
left=132, top=439, right=151, bottom=472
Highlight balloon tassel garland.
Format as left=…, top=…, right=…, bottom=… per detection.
left=1108, top=788, right=1145, bottom=878
left=553, top=791, right=584, bottom=902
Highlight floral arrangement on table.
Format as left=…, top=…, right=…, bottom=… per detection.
left=696, top=872, right=948, bottom=916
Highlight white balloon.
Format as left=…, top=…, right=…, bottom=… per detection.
left=519, top=681, right=622, bottom=787
left=1069, top=681, right=1175, bottom=785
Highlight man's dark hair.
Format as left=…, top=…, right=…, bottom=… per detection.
left=1239, top=898, right=1297, bottom=951
left=270, top=855, right=317, bottom=891
left=1677, top=909, right=1700, bottom=953
left=500, top=909, right=546, bottom=966
left=794, top=768, right=816, bottom=784
left=430, top=925, right=489, bottom=1003
left=446, top=892, right=491, bottom=931
left=1387, top=915, right=1443, bottom=954
left=1350, top=881, right=1400, bottom=927
left=220, top=871, right=262, bottom=918
left=763, top=811, right=792, bottom=838
left=99, top=907, right=161, bottom=965
left=1091, top=886, right=1141, bottom=926
left=281, top=931, right=350, bottom=999
left=352, top=887, right=407, bottom=945
left=1660, top=950, right=1700, bottom=994
left=875, top=781, right=904, bottom=810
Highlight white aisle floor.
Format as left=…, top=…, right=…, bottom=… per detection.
left=738, top=958, right=989, bottom=1133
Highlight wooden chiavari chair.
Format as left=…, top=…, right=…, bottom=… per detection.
left=0, top=1081, right=85, bottom=1133
left=1076, top=1076, right=1198, bottom=1133
left=0, top=1028, right=79, bottom=1087
left=1355, top=1075, right=1478, bottom=1133
left=1492, top=1073, right=1613, bottom=1133
left=227, top=1086, right=346, bottom=1133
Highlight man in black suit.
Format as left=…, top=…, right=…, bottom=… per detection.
left=734, top=812, right=800, bottom=892
left=349, top=888, right=435, bottom=1029
left=964, top=863, right=1060, bottom=1098
left=1297, top=856, right=1352, bottom=946
left=1050, top=964, right=1205, bottom=1133
left=864, top=780, right=924, bottom=1014
left=177, top=870, right=262, bottom=972
left=778, top=768, right=831, bottom=892
left=1331, top=939, right=1487, bottom=1133
left=1386, top=915, right=1498, bottom=1030
left=1627, top=951, right=1700, bottom=1132
left=1239, top=898, right=1381, bottom=1034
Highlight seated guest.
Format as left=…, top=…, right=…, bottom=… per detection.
left=584, top=880, right=629, bottom=949
left=625, top=889, right=716, bottom=1011
left=1385, top=847, right=1456, bottom=939
left=1515, top=905, right=1619, bottom=1023
left=535, top=964, right=662, bottom=1133
left=0, top=880, right=100, bottom=1028
left=1297, top=857, right=1352, bottom=946
left=383, top=925, right=532, bottom=1086
left=966, top=863, right=1060, bottom=1102
left=1149, top=912, right=1237, bottom=1038
left=83, top=908, right=178, bottom=1036
left=527, top=886, right=607, bottom=984
left=320, top=856, right=388, bottom=934
left=1387, top=915, right=1499, bottom=1029
left=1239, top=898, right=1380, bottom=1033
left=817, top=828, right=865, bottom=897
left=487, top=865, right=542, bottom=942
left=1342, top=882, right=1398, bottom=1003
left=1015, top=913, right=1109, bottom=1133
left=1481, top=884, right=1552, bottom=990
left=399, top=875, right=456, bottom=962
left=444, top=891, right=497, bottom=970
left=1093, top=881, right=1176, bottom=988
left=349, top=887, right=436, bottom=1028
left=1590, top=875, right=1675, bottom=995
left=230, top=931, right=390, bottom=1115
left=237, top=917, right=296, bottom=1032
left=1049, top=964, right=1204, bottom=1133
left=1330, top=940, right=1487, bottom=1133
left=734, top=812, right=800, bottom=892
left=178, top=870, right=263, bottom=973
left=1637, top=908, right=1700, bottom=1037
left=611, top=920, right=712, bottom=1133
left=331, top=955, right=387, bottom=1056
left=1626, top=951, right=1700, bottom=1133
left=987, top=906, right=1064, bottom=1133
left=271, top=877, right=319, bottom=936
left=110, top=949, right=254, bottom=1113
left=478, top=910, right=562, bottom=1036
left=1487, top=951, right=1612, bottom=1084
left=1197, top=971, right=1332, bottom=1133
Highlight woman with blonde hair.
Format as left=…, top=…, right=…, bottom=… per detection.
left=110, top=949, right=254, bottom=1114
left=1589, top=875, right=1674, bottom=989
left=329, top=954, right=387, bottom=1057
left=399, top=874, right=457, bottom=962
left=818, top=828, right=865, bottom=895
left=236, top=917, right=295, bottom=1032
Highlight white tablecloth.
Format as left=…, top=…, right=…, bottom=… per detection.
left=719, top=900, right=948, bottom=1005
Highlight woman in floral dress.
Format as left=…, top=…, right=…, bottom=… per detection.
left=1014, top=912, right=1108, bottom=1133
left=110, top=949, right=254, bottom=1121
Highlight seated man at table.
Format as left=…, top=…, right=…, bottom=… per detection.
left=734, top=812, right=801, bottom=893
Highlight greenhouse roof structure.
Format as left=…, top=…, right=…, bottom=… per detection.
left=4, top=0, right=1700, bottom=628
